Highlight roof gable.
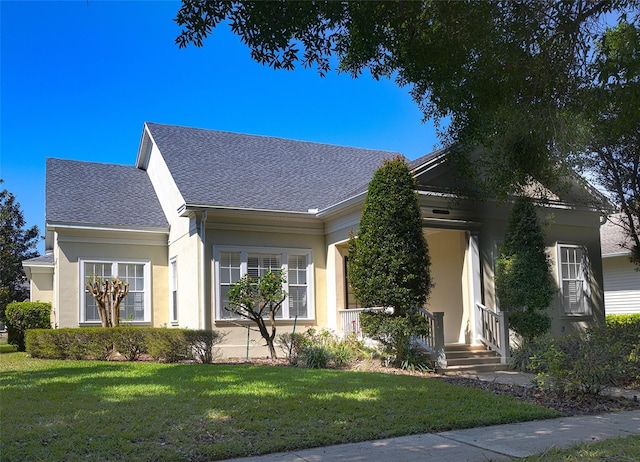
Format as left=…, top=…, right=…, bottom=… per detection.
left=46, top=158, right=168, bottom=229
left=145, top=123, right=398, bottom=212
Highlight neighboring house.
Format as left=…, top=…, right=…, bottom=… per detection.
left=23, top=122, right=607, bottom=359
left=600, top=214, right=640, bottom=315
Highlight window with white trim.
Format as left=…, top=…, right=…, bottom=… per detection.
left=214, top=247, right=313, bottom=321
left=80, top=260, right=151, bottom=323
left=170, top=258, right=178, bottom=323
left=558, top=245, right=590, bottom=316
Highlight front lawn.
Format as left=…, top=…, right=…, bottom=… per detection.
left=0, top=352, right=559, bottom=461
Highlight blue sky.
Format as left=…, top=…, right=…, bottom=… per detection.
left=1, top=1, right=438, bottom=252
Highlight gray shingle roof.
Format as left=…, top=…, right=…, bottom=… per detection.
left=601, top=214, right=633, bottom=256
left=46, top=158, right=168, bottom=228
left=146, top=123, right=399, bottom=212
left=22, top=252, right=54, bottom=265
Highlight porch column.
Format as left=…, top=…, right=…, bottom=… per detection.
left=467, top=231, right=483, bottom=344
left=325, top=243, right=338, bottom=331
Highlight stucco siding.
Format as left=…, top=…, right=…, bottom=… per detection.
left=603, top=256, right=640, bottom=314
left=55, top=229, right=168, bottom=327
left=425, top=229, right=467, bottom=343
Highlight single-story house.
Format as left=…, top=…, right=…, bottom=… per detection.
left=23, top=122, right=607, bottom=361
left=600, top=214, right=640, bottom=315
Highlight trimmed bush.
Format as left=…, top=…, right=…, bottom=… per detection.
left=25, top=327, right=226, bottom=363
left=112, top=327, right=147, bottom=361
left=145, top=329, right=190, bottom=363
left=5, top=302, right=51, bottom=351
left=184, top=329, right=227, bottom=363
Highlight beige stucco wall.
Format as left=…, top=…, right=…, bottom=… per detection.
left=425, top=229, right=468, bottom=343
left=29, top=269, right=54, bottom=304
left=54, top=229, right=168, bottom=328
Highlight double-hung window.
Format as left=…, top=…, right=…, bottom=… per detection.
left=558, top=244, right=590, bottom=316
left=80, top=259, right=151, bottom=323
left=214, top=247, right=313, bottom=321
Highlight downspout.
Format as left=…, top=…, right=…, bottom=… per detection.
left=199, top=211, right=208, bottom=330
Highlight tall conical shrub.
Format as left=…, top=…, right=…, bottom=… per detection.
left=496, top=196, right=554, bottom=341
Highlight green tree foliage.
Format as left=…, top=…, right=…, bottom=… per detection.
left=347, top=156, right=431, bottom=315
left=495, top=197, right=554, bottom=342
left=174, top=1, right=639, bottom=255
left=581, top=22, right=640, bottom=264
left=5, top=301, right=51, bottom=351
left=226, top=269, right=286, bottom=359
left=0, top=181, right=39, bottom=323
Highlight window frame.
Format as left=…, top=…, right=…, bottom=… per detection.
left=556, top=243, right=591, bottom=317
left=213, top=246, right=314, bottom=321
left=79, top=258, right=152, bottom=324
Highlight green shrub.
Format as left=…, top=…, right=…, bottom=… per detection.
left=276, top=332, right=306, bottom=363
left=278, top=328, right=373, bottom=369
left=26, top=329, right=66, bottom=359
left=359, top=309, right=430, bottom=368
left=112, top=327, right=147, bottom=361
left=605, top=314, right=640, bottom=386
left=509, top=334, right=552, bottom=372
left=184, top=329, right=227, bottom=363
left=530, top=327, right=626, bottom=397
left=5, top=302, right=51, bottom=351
left=145, top=329, right=190, bottom=363
left=298, top=345, right=333, bottom=369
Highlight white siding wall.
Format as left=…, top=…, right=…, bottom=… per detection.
left=603, top=256, right=640, bottom=314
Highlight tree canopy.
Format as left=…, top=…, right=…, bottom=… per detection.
left=0, top=181, right=40, bottom=323
left=175, top=1, right=640, bottom=259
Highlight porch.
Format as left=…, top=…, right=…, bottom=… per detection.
left=338, top=303, right=511, bottom=372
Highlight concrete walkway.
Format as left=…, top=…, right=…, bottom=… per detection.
left=228, top=410, right=640, bottom=461
left=228, top=372, right=640, bottom=461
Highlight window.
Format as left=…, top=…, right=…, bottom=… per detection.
left=214, top=247, right=313, bottom=321
left=80, top=259, right=151, bottom=323
left=170, top=258, right=178, bottom=323
left=558, top=245, right=590, bottom=316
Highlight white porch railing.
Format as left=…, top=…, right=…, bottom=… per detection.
left=338, top=307, right=385, bottom=339
left=476, top=302, right=510, bottom=364
left=415, top=308, right=446, bottom=368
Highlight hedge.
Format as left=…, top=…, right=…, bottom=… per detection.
left=26, top=327, right=226, bottom=363
left=5, top=302, right=52, bottom=351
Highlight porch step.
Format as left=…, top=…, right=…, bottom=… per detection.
left=439, top=343, right=509, bottom=374
left=443, top=363, right=510, bottom=374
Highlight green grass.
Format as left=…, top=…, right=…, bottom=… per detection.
left=0, top=335, right=16, bottom=353
left=0, top=352, right=559, bottom=461
left=524, top=435, right=640, bottom=461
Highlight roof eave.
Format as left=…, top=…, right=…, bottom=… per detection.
left=178, top=203, right=320, bottom=219
left=46, top=221, right=170, bottom=234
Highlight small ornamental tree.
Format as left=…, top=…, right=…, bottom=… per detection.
left=85, top=276, right=129, bottom=328
left=495, top=196, right=554, bottom=342
left=226, top=270, right=286, bottom=359
left=348, top=156, right=432, bottom=367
